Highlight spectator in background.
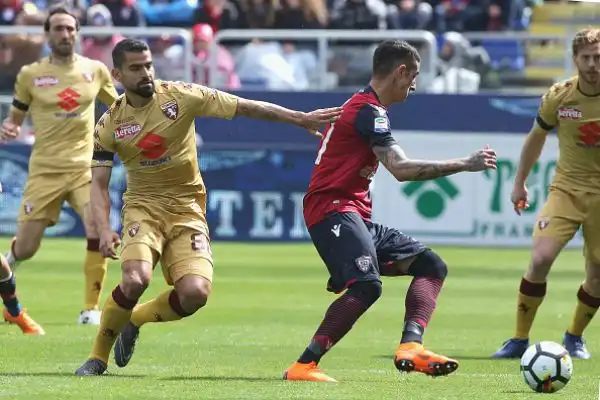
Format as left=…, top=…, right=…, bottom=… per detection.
left=329, top=0, right=387, bottom=30
left=237, top=0, right=276, bottom=28
left=81, top=4, right=124, bottom=69
left=93, top=0, right=144, bottom=26
left=386, top=0, right=432, bottom=30
left=274, top=0, right=328, bottom=29
left=194, top=0, right=240, bottom=31
left=191, top=23, right=240, bottom=89
left=434, top=0, right=486, bottom=32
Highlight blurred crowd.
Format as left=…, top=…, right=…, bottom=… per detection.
left=0, top=0, right=545, bottom=92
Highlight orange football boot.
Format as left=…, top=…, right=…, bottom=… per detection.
left=4, top=308, right=45, bottom=335
left=283, top=361, right=338, bottom=383
left=394, top=342, right=458, bottom=377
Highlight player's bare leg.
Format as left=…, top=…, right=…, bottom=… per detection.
left=2, top=220, right=46, bottom=335
left=78, top=202, right=108, bottom=325
left=564, top=258, right=600, bottom=359
left=75, top=258, right=154, bottom=376
left=391, top=251, right=458, bottom=377
left=115, top=273, right=211, bottom=368
left=493, top=237, right=563, bottom=358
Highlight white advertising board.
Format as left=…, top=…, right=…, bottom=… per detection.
left=371, top=131, right=584, bottom=248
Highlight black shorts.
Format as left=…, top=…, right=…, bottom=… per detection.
left=308, top=211, right=426, bottom=293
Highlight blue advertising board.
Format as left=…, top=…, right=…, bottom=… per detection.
left=0, top=92, right=541, bottom=241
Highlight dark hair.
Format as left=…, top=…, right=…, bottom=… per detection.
left=372, top=40, right=421, bottom=78
left=572, top=27, right=600, bottom=56
left=44, top=7, right=79, bottom=32
left=112, top=38, right=150, bottom=68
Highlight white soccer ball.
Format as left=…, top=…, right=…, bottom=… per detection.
left=520, top=341, right=573, bottom=393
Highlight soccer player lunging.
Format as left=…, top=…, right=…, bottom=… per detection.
left=75, top=38, right=342, bottom=376
left=0, top=8, right=118, bottom=333
left=493, top=28, right=600, bottom=360
left=283, top=40, right=497, bottom=382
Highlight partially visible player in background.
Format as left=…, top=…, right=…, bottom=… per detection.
left=493, top=28, right=600, bottom=360
left=74, top=39, right=341, bottom=376
left=283, top=40, right=497, bottom=382
left=0, top=7, right=118, bottom=333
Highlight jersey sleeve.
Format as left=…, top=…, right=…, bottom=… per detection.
left=12, top=65, right=32, bottom=113
left=92, top=112, right=116, bottom=168
left=96, top=62, right=118, bottom=107
left=536, top=86, right=560, bottom=131
left=177, top=83, right=239, bottom=119
left=354, top=104, right=397, bottom=147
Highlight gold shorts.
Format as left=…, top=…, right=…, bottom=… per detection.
left=18, top=170, right=91, bottom=226
left=533, top=186, right=600, bottom=262
left=120, top=203, right=213, bottom=285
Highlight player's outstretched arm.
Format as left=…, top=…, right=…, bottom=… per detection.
left=235, top=98, right=342, bottom=133
left=372, top=143, right=497, bottom=182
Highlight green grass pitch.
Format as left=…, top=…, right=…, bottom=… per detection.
left=0, top=238, right=598, bottom=399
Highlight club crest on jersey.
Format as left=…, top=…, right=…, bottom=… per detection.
left=23, top=202, right=33, bottom=215
left=538, top=217, right=549, bottom=230
left=33, top=76, right=58, bottom=87
left=115, top=123, right=142, bottom=140
left=160, top=100, right=179, bottom=120
left=558, top=107, right=582, bottom=120
left=354, top=255, right=373, bottom=273
left=82, top=71, right=94, bottom=83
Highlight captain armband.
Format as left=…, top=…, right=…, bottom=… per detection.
left=12, top=98, right=29, bottom=112
left=92, top=150, right=114, bottom=168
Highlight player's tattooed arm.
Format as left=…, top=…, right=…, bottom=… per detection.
left=372, top=143, right=497, bottom=182
left=235, top=98, right=341, bottom=132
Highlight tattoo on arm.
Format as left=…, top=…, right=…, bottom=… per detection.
left=372, top=144, right=467, bottom=181
left=235, top=98, right=302, bottom=125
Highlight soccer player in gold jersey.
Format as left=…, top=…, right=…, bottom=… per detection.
left=0, top=8, right=118, bottom=334
left=74, top=38, right=341, bottom=375
left=493, top=28, right=600, bottom=360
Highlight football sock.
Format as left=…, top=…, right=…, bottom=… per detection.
left=298, top=292, right=369, bottom=364
left=130, top=290, right=191, bottom=327
left=515, top=277, right=546, bottom=340
left=90, top=286, right=137, bottom=364
left=567, top=285, right=600, bottom=336
left=402, top=276, right=444, bottom=343
left=0, top=271, right=22, bottom=317
left=6, top=240, right=21, bottom=270
left=83, top=239, right=108, bottom=310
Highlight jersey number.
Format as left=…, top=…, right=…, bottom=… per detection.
left=136, top=133, right=167, bottom=159
left=314, top=123, right=335, bottom=165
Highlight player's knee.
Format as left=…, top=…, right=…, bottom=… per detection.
left=121, top=262, right=152, bottom=300
left=408, top=249, right=448, bottom=280
left=176, top=276, right=212, bottom=313
left=347, top=280, right=382, bottom=307
left=13, top=238, right=40, bottom=261
left=527, top=251, right=556, bottom=281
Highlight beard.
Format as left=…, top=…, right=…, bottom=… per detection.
left=129, top=81, right=155, bottom=98
left=50, top=42, right=74, bottom=57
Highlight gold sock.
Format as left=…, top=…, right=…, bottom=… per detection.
left=515, top=277, right=546, bottom=340
left=90, top=287, right=136, bottom=364
left=568, top=285, right=600, bottom=336
left=131, top=290, right=185, bottom=328
left=84, top=250, right=108, bottom=310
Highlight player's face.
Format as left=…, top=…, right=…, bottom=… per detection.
left=393, top=60, right=420, bottom=103
left=46, top=14, right=77, bottom=57
left=115, top=50, right=156, bottom=98
left=574, top=43, right=600, bottom=85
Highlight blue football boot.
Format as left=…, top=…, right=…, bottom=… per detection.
left=492, top=338, right=529, bottom=359
left=563, top=332, right=591, bottom=360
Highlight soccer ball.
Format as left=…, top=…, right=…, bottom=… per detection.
left=520, top=341, right=573, bottom=393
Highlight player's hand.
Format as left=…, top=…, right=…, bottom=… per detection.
left=298, top=107, right=343, bottom=134
left=465, top=145, right=497, bottom=172
left=99, top=230, right=121, bottom=260
left=511, top=184, right=529, bottom=216
left=0, top=119, right=20, bottom=142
